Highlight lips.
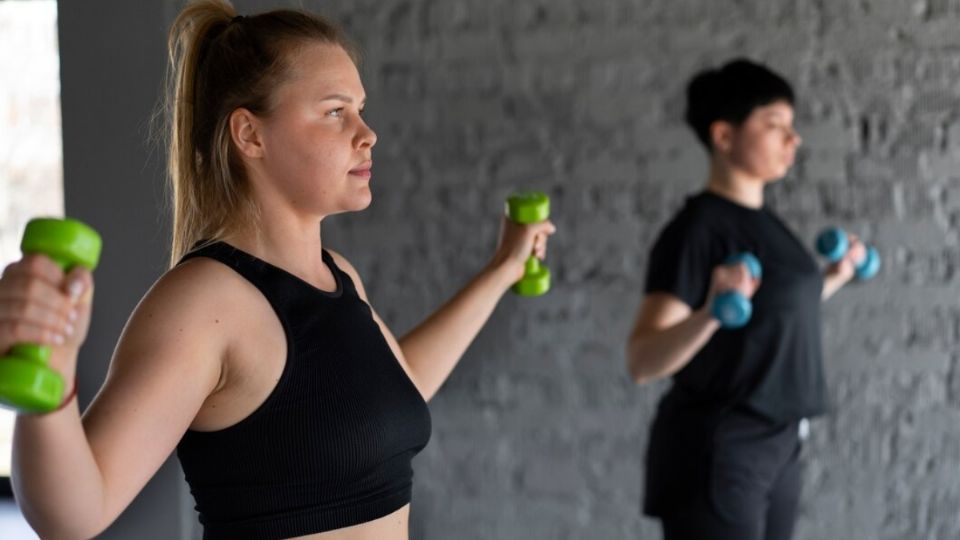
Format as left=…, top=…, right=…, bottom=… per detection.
left=349, top=160, right=372, bottom=179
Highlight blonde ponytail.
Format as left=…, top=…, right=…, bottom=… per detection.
left=163, top=0, right=357, bottom=265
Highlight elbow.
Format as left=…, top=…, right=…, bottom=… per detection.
left=20, top=512, right=105, bottom=540
left=629, top=366, right=657, bottom=386
left=15, top=487, right=109, bottom=540
left=625, top=338, right=658, bottom=385
left=27, top=511, right=108, bottom=540
left=626, top=330, right=677, bottom=385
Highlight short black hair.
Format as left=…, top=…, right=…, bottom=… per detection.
left=684, top=58, right=795, bottom=151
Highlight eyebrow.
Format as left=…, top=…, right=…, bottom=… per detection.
left=318, top=94, right=366, bottom=105
left=762, top=110, right=791, bottom=120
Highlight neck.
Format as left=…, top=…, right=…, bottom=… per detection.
left=705, top=159, right=765, bottom=209
left=224, top=205, right=329, bottom=283
left=220, top=166, right=338, bottom=284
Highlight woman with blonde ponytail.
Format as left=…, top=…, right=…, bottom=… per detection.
left=1, top=1, right=555, bottom=538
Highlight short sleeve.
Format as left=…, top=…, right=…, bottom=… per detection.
left=644, top=215, right=713, bottom=309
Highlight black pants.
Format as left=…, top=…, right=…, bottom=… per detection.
left=654, top=409, right=803, bottom=540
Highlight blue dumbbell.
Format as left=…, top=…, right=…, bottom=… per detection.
left=711, top=253, right=762, bottom=329
left=815, top=227, right=880, bottom=280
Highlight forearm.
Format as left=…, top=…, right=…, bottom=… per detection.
left=821, top=271, right=850, bottom=301
left=627, top=308, right=720, bottom=384
left=13, top=401, right=108, bottom=540
left=400, top=263, right=514, bottom=401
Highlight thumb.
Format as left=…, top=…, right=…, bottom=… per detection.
left=63, top=268, right=95, bottom=306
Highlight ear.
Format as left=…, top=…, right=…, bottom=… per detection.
left=229, top=108, right=265, bottom=159
left=709, top=120, right=734, bottom=154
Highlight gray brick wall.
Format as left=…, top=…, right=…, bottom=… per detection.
left=127, top=0, right=960, bottom=538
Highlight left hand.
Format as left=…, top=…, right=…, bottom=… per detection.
left=488, top=216, right=557, bottom=287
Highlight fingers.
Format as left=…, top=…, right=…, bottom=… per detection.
left=846, top=238, right=867, bottom=265
left=0, top=259, right=70, bottom=314
left=711, top=262, right=760, bottom=298
left=63, top=267, right=94, bottom=304
left=0, top=256, right=86, bottom=350
left=528, top=220, right=556, bottom=260
left=2, top=253, right=65, bottom=283
left=0, top=295, right=74, bottom=333
left=0, top=319, right=69, bottom=348
left=531, top=220, right=558, bottom=237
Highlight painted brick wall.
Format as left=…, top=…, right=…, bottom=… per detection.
left=190, top=1, right=960, bottom=538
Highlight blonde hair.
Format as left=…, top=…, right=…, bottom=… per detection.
left=164, top=0, right=357, bottom=265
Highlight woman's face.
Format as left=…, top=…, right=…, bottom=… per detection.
left=251, top=42, right=377, bottom=218
left=724, top=100, right=801, bottom=183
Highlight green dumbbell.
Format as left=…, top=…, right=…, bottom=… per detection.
left=505, top=191, right=550, bottom=296
left=0, top=218, right=102, bottom=413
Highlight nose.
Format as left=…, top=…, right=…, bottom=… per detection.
left=354, top=117, right=377, bottom=150
left=787, top=126, right=801, bottom=148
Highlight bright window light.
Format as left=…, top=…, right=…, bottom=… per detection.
left=0, top=0, right=64, bottom=481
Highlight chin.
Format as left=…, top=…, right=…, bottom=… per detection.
left=764, top=164, right=791, bottom=182
left=763, top=173, right=785, bottom=183
left=349, top=190, right=373, bottom=211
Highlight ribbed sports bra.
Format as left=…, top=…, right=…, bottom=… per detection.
left=175, top=242, right=431, bottom=540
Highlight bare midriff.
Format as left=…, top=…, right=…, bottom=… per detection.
left=288, top=505, right=409, bottom=540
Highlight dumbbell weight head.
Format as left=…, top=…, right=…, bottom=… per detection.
left=0, top=345, right=63, bottom=413
left=724, top=252, right=762, bottom=280
left=815, top=227, right=848, bottom=263
left=712, top=291, right=753, bottom=329
left=855, top=245, right=881, bottom=281
left=505, top=191, right=550, bottom=225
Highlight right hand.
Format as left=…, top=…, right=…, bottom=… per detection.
left=488, top=216, right=557, bottom=289
left=827, top=232, right=866, bottom=284
left=704, top=260, right=761, bottom=308
left=0, top=254, right=95, bottom=380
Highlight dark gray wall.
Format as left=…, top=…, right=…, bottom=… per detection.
left=58, top=2, right=189, bottom=539
left=58, top=1, right=960, bottom=539
left=316, top=1, right=960, bottom=539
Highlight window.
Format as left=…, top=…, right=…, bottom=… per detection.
left=0, top=0, right=64, bottom=509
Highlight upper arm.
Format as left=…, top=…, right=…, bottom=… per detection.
left=630, top=216, right=710, bottom=347
left=80, top=260, right=227, bottom=523
left=326, top=251, right=423, bottom=394
left=645, top=217, right=714, bottom=310
left=630, top=292, right=693, bottom=341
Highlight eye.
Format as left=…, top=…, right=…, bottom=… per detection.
left=327, top=107, right=345, bottom=118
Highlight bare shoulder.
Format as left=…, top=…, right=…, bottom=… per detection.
left=132, top=257, right=251, bottom=328
left=108, top=256, right=257, bottom=378
left=87, top=256, right=259, bottom=425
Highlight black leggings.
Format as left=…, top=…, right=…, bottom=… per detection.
left=659, top=412, right=802, bottom=540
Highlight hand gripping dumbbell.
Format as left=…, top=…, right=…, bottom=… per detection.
left=505, top=191, right=550, bottom=296
left=711, top=253, right=762, bottom=329
left=815, top=227, right=880, bottom=280
left=0, top=218, right=102, bottom=413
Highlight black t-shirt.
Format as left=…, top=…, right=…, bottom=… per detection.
left=645, top=191, right=827, bottom=422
